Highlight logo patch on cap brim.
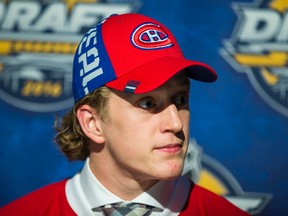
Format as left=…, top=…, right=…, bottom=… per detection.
left=131, top=22, right=174, bottom=50
left=124, top=80, right=141, bottom=93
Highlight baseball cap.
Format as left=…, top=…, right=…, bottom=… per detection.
left=73, top=13, right=217, bottom=102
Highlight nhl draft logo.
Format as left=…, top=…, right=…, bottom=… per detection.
left=183, top=139, right=272, bottom=214
left=221, top=0, right=288, bottom=117
left=0, top=0, right=141, bottom=112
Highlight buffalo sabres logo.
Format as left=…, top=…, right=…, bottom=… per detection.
left=131, top=22, right=173, bottom=50
left=221, top=0, right=288, bottom=117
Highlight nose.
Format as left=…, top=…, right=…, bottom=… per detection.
left=160, top=104, right=183, bottom=134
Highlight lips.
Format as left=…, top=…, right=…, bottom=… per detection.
left=155, top=144, right=182, bottom=153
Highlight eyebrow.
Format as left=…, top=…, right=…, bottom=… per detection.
left=177, top=77, right=190, bottom=86
left=171, top=70, right=190, bottom=86
left=166, top=74, right=190, bottom=90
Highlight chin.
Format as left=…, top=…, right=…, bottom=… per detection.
left=157, top=164, right=184, bottom=180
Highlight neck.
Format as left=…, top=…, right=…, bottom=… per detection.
left=89, top=154, right=158, bottom=200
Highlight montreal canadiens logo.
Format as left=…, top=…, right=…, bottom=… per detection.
left=131, top=22, right=173, bottom=49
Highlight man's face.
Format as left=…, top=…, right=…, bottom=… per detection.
left=98, top=72, right=190, bottom=183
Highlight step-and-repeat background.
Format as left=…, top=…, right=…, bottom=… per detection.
left=0, top=0, right=287, bottom=215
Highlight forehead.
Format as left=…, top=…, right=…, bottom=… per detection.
left=159, top=71, right=190, bottom=89
left=111, top=71, right=190, bottom=100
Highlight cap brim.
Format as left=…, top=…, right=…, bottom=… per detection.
left=105, top=56, right=217, bottom=93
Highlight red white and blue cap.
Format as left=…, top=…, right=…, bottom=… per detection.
left=73, top=13, right=217, bottom=102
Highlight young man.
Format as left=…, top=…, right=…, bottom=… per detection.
left=0, top=13, right=250, bottom=215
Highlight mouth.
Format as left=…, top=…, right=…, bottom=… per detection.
left=155, top=144, right=183, bottom=153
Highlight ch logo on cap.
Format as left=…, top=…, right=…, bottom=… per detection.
left=131, top=22, right=174, bottom=50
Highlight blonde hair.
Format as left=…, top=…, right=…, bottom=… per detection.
left=54, top=86, right=111, bottom=161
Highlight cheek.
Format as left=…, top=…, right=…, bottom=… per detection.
left=104, top=114, right=150, bottom=146
left=181, top=112, right=190, bottom=130
left=116, top=110, right=157, bottom=136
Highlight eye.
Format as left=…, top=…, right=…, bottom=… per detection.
left=173, top=93, right=189, bottom=109
left=138, top=98, right=156, bottom=110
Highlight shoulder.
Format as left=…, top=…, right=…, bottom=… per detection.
left=179, top=180, right=251, bottom=216
left=0, top=179, right=76, bottom=216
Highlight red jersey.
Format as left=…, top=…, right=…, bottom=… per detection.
left=0, top=180, right=250, bottom=216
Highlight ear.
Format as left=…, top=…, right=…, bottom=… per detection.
left=76, top=104, right=105, bottom=144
